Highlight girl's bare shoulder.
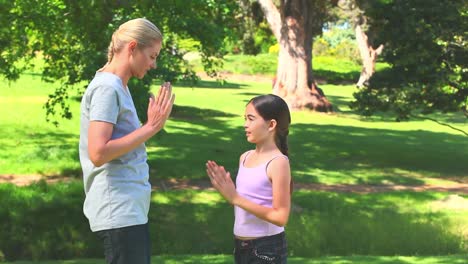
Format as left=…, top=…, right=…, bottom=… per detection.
left=239, top=150, right=253, bottom=164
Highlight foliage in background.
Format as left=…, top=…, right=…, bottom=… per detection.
left=0, top=0, right=241, bottom=124
left=352, top=0, right=468, bottom=120
left=221, top=54, right=278, bottom=75
left=267, top=24, right=360, bottom=65
left=223, top=1, right=277, bottom=55
left=253, top=21, right=278, bottom=54
left=313, top=24, right=360, bottom=64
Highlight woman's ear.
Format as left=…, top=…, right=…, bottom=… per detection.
left=268, top=119, right=277, bottom=132
left=128, top=40, right=137, bottom=54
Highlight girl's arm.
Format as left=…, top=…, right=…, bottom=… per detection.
left=206, top=158, right=291, bottom=227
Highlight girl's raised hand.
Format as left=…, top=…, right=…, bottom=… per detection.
left=206, top=160, right=238, bottom=204
left=146, top=82, right=175, bottom=134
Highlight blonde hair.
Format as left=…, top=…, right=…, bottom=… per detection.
left=102, top=18, right=162, bottom=68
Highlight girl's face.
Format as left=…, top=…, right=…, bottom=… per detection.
left=130, top=40, right=162, bottom=79
left=244, top=102, right=273, bottom=143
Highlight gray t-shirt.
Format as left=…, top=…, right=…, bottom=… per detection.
left=79, top=72, right=151, bottom=232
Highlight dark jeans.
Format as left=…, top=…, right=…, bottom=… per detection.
left=95, top=223, right=151, bottom=264
left=234, top=232, right=287, bottom=264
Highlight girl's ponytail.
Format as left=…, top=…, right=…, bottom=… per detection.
left=276, top=129, right=289, bottom=157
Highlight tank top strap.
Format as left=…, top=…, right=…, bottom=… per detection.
left=265, top=155, right=289, bottom=170
left=242, top=150, right=253, bottom=166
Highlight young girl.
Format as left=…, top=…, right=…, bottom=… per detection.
left=206, top=94, right=292, bottom=264
left=79, top=18, right=175, bottom=264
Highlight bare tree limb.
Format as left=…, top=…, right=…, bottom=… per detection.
left=410, top=114, right=468, bottom=136
left=258, top=0, right=282, bottom=41
left=355, top=23, right=383, bottom=88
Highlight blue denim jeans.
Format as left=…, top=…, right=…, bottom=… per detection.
left=95, top=223, right=151, bottom=264
left=234, top=232, right=287, bottom=264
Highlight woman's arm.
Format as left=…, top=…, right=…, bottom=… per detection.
left=88, top=84, right=174, bottom=167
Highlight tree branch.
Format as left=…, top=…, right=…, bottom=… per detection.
left=409, top=114, right=468, bottom=136
left=258, top=0, right=282, bottom=41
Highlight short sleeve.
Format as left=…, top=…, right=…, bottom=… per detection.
left=89, top=85, right=119, bottom=124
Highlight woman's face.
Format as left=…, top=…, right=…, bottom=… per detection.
left=130, top=40, right=162, bottom=79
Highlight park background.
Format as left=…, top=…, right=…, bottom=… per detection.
left=0, top=0, right=467, bottom=263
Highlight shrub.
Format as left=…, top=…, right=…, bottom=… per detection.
left=313, top=37, right=330, bottom=57
left=333, top=39, right=361, bottom=64
left=268, top=43, right=279, bottom=54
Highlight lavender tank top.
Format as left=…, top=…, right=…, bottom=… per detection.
left=234, top=151, right=288, bottom=237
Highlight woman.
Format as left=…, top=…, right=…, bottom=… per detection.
left=79, top=18, right=175, bottom=264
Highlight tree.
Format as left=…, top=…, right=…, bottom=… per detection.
left=258, top=0, right=334, bottom=112
left=0, top=0, right=240, bottom=124
left=354, top=19, right=383, bottom=88
left=235, top=0, right=260, bottom=54
left=352, top=0, right=467, bottom=119
left=334, top=0, right=383, bottom=87
left=234, top=0, right=277, bottom=54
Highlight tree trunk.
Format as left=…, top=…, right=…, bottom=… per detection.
left=259, top=0, right=332, bottom=112
left=355, top=23, right=383, bottom=88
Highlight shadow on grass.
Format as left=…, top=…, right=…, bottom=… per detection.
left=146, top=107, right=467, bottom=185
left=152, top=190, right=467, bottom=257
left=289, top=123, right=468, bottom=184
left=0, top=127, right=81, bottom=177
left=150, top=192, right=233, bottom=255
left=322, top=84, right=467, bottom=127
left=145, top=114, right=249, bottom=182
left=1, top=183, right=465, bottom=261
left=0, top=182, right=101, bottom=261
left=120, top=189, right=468, bottom=258
left=236, top=92, right=264, bottom=98
left=170, top=105, right=237, bottom=121
left=176, top=79, right=247, bottom=89
left=323, top=94, right=355, bottom=114
left=415, top=112, right=468, bottom=125
left=289, top=190, right=467, bottom=257
left=3, top=255, right=468, bottom=264
left=315, top=69, right=360, bottom=85
left=325, top=92, right=468, bottom=132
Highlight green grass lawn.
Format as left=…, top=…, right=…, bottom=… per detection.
left=1, top=69, right=466, bottom=185
left=2, top=254, right=468, bottom=264
left=1, top=181, right=466, bottom=260
left=150, top=189, right=468, bottom=255
left=0, top=54, right=467, bottom=261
